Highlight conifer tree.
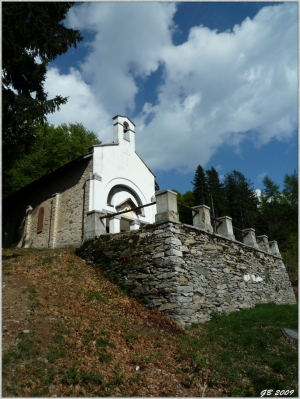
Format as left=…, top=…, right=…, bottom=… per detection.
left=223, top=170, right=259, bottom=231
left=192, top=165, right=210, bottom=206
left=2, top=2, right=83, bottom=173
left=205, top=166, right=226, bottom=219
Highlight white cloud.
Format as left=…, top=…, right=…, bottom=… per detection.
left=45, top=67, right=112, bottom=143
left=65, top=2, right=177, bottom=115
left=46, top=3, right=297, bottom=173
left=137, top=3, right=297, bottom=171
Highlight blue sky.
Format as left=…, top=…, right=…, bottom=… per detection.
left=47, top=2, right=298, bottom=195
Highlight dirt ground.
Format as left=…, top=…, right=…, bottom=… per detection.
left=2, top=247, right=226, bottom=397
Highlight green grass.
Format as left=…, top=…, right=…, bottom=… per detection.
left=85, top=289, right=109, bottom=302
left=178, top=303, right=298, bottom=397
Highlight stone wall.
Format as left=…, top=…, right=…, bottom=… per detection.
left=3, top=156, right=92, bottom=249
left=77, top=221, right=296, bottom=328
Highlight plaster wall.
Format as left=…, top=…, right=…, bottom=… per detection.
left=91, top=119, right=156, bottom=224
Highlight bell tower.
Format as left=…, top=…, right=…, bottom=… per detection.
left=112, top=115, right=135, bottom=149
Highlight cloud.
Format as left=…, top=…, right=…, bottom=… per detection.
left=45, top=67, right=112, bottom=142
left=137, top=3, right=297, bottom=171
left=257, top=172, right=268, bottom=183
left=65, top=2, right=177, bottom=115
left=47, top=2, right=297, bottom=173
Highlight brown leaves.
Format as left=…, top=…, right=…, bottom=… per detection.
left=2, top=247, right=221, bottom=397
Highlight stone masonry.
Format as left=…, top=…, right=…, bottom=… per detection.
left=3, top=156, right=92, bottom=249
left=78, top=220, right=296, bottom=328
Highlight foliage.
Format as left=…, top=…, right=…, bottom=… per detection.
left=205, top=166, right=226, bottom=219
left=191, top=166, right=258, bottom=235
left=2, top=2, right=83, bottom=184
left=192, top=165, right=210, bottom=206
left=257, top=171, right=298, bottom=272
left=185, top=166, right=298, bottom=273
left=223, top=170, right=259, bottom=231
left=3, top=122, right=101, bottom=197
left=174, top=190, right=195, bottom=224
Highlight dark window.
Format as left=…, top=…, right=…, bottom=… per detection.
left=37, top=207, right=44, bottom=233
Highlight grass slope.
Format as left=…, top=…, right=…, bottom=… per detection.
left=2, top=247, right=298, bottom=397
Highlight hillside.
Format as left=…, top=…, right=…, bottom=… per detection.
left=2, top=247, right=298, bottom=397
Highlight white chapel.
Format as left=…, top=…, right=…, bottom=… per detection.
left=3, top=115, right=158, bottom=248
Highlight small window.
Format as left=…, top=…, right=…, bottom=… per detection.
left=37, top=207, right=44, bottom=233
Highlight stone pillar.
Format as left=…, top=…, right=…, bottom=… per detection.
left=85, top=210, right=106, bottom=241
left=155, top=189, right=179, bottom=223
left=269, top=240, right=281, bottom=256
left=216, top=216, right=235, bottom=240
left=109, top=215, right=121, bottom=234
left=192, top=205, right=213, bottom=232
left=257, top=235, right=270, bottom=253
left=24, top=205, right=33, bottom=248
left=50, top=193, right=60, bottom=248
left=243, top=228, right=259, bottom=248
left=130, top=220, right=140, bottom=231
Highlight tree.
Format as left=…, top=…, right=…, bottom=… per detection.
left=2, top=2, right=83, bottom=172
left=223, top=170, right=259, bottom=232
left=3, top=123, right=101, bottom=197
left=205, top=166, right=226, bottom=219
left=258, top=172, right=298, bottom=274
left=174, top=190, right=195, bottom=225
left=192, top=165, right=210, bottom=206
left=257, top=176, right=282, bottom=239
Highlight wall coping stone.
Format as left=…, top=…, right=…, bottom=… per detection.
left=151, top=221, right=282, bottom=259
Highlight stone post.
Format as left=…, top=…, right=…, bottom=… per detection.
left=257, top=235, right=270, bottom=253
left=269, top=240, right=281, bottom=256
left=130, top=220, right=140, bottom=231
left=216, top=216, right=235, bottom=240
left=155, top=189, right=179, bottom=223
left=85, top=210, right=106, bottom=241
left=242, top=228, right=259, bottom=248
left=192, top=205, right=213, bottom=232
left=109, top=215, right=121, bottom=234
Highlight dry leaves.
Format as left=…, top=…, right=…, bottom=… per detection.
left=2, top=247, right=224, bottom=397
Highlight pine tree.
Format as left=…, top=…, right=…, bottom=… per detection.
left=2, top=2, right=83, bottom=173
left=192, top=165, right=210, bottom=206
left=205, top=166, right=226, bottom=219
left=257, top=172, right=298, bottom=273
left=223, top=170, right=259, bottom=232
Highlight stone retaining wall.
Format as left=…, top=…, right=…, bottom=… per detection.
left=78, top=221, right=296, bottom=328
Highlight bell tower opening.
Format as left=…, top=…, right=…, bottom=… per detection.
left=123, top=121, right=130, bottom=141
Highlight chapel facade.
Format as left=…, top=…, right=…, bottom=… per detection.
left=3, top=115, right=157, bottom=249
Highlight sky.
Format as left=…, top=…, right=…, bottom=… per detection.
left=46, top=1, right=298, bottom=195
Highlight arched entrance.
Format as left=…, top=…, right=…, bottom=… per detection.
left=106, top=185, right=143, bottom=233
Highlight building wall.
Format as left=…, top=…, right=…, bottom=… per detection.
left=3, top=157, right=93, bottom=249
left=91, top=116, right=156, bottom=225
left=78, top=221, right=296, bottom=328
